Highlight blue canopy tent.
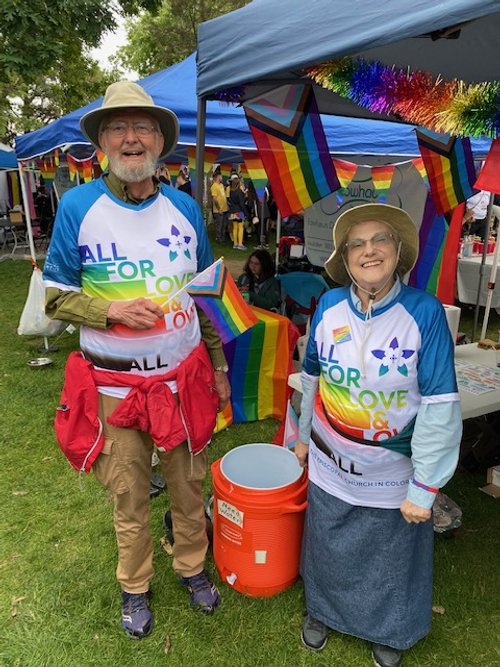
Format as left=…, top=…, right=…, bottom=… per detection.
left=196, top=0, right=500, bottom=201
left=15, top=53, right=491, bottom=163
left=0, top=144, right=17, bottom=170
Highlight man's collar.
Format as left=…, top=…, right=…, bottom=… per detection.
left=104, top=171, right=160, bottom=204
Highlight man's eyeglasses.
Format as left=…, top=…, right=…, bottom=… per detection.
left=344, top=231, right=395, bottom=252
left=103, top=122, right=159, bottom=138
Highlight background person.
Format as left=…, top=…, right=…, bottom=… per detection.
left=463, top=189, right=490, bottom=239
left=210, top=170, right=228, bottom=243
left=294, top=203, right=462, bottom=667
left=43, top=81, right=230, bottom=639
left=237, top=249, right=281, bottom=311
left=226, top=173, right=246, bottom=249
left=176, top=167, right=192, bottom=196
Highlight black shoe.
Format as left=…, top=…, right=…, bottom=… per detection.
left=372, top=643, right=403, bottom=667
left=301, top=614, right=328, bottom=651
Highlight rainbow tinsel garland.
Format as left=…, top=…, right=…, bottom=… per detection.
left=305, top=58, right=500, bottom=138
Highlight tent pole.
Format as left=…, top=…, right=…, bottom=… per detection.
left=472, top=195, right=493, bottom=341
left=17, top=161, right=37, bottom=261
left=195, top=97, right=207, bottom=208
left=275, top=210, right=281, bottom=270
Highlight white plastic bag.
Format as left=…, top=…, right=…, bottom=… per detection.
left=17, top=266, right=66, bottom=336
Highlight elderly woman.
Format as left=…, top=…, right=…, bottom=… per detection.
left=295, top=204, right=462, bottom=667
left=236, top=249, right=281, bottom=311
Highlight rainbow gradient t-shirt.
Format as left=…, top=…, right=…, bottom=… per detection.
left=303, top=284, right=459, bottom=508
left=43, top=178, right=213, bottom=395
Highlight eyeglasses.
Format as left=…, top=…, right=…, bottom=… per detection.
left=344, top=231, right=395, bottom=252
left=103, top=122, right=159, bottom=137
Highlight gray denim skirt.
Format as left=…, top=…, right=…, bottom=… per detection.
left=300, top=481, right=434, bottom=650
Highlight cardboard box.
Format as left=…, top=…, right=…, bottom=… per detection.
left=480, top=465, right=500, bottom=498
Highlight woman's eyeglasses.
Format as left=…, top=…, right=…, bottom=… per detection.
left=344, top=231, right=394, bottom=252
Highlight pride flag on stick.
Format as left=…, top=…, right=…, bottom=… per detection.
left=162, top=258, right=258, bottom=344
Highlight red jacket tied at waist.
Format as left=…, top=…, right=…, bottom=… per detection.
left=55, top=342, right=218, bottom=473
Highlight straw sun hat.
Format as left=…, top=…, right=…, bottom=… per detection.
left=80, top=81, right=179, bottom=160
left=324, top=203, right=419, bottom=285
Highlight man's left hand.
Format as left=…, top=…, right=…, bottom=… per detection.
left=214, top=370, right=231, bottom=412
left=400, top=499, right=432, bottom=524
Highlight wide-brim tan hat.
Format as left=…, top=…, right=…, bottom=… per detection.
left=324, top=203, right=419, bottom=285
left=80, top=81, right=179, bottom=160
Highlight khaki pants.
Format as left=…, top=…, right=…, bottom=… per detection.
left=93, top=394, right=209, bottom=593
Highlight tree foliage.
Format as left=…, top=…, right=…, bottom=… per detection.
left=117, top=0, right=249, bottom=77
left=0, top=0, right=155, bottom=145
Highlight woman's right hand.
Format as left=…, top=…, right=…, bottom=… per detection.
left=294, top=441, right=309, bottom=467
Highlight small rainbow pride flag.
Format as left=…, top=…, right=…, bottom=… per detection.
left=95, top=148, right=109, bottom=172
left=242, top=151, right=267, bottom=201
left=81, top=158, right=93, bottom=183
left=244, top=84, right=340, bottom=217
left=186, top=259, right=259, bottom=344
left=66, top=154, right=79, bottom=182
left=416, top=129, right=475, bottom=215
left=371, top=164, right=396, bottom=202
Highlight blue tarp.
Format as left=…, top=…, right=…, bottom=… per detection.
left=15, top=53, right=491, bottom=161
left=0, top=146, right=17, bottom=169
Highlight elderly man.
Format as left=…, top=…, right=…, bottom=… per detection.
left=43, top=81, right=230, bottom=638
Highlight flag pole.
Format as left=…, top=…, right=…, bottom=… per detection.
left=159, top=257, right=223, bottom=309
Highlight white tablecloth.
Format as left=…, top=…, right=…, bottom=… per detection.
left=457, top=255, right=500, bottom=308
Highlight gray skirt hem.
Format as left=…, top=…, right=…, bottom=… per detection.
left=306, top=606, right=431, bottom=650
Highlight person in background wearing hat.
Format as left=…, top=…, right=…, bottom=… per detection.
left=294, top=204, right=462, bottom=667
left=226, top=172, right=246, bottom=249
left=43, top=81, right=230, bottom=639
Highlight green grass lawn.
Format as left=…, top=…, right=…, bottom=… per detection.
left=1, top=258, right=499, bottom=667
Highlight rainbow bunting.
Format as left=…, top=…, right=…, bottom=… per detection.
left=66, top=154, right=78, bottom=182
left=82, top=158, right=93, bottom=183
left=411, top=157, right=428, bottom=187
left=244, top=84, right=340, bottom=217
left=241, top=151, right=267, bottom=201
left=95, top=148, right=109, bottom=172
left=415, top=129, right=476, bottom=215
left=221, top=307, right=299, bottom=423
left=54, top=149, right=60, bottom=167
left=409, top=193, right=464, bottom=304
left=38, top=158, right=56, bottom=187
left=371, top=164, right=396, bottom=203
left=203, top=147, right=219, bottom=174
left=187, top=259, right=258, bottom=344
left=332, top=158, right=358, bottom=190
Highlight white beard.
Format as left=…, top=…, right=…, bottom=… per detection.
left=108, top=152, right=157, bottom=183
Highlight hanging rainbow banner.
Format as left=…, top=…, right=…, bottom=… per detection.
left=218, top=163, right=232, bottom=179
left=38, top=158, right=56, bottom=187
left=95, top=148, right=109, bottom=172
left=215, top=307, right=300, bottom=429
left=332, top=158, right=358, bottom=190
left=203, top=147, right=219, bottom=174
left=415, top=129, right=476, bottom=215
left=371, top=164, right=396, bottom=203
left=66, top=154, right=79, bottom=182
left=241, top=150, right=267, bottom=201
left=409, top=193, right=464, bottom=304
left=244, top=84, right=340, bottom=217
left=411, top=157, right=428, bottom=188
left=82, top=158, right=93, bottom=183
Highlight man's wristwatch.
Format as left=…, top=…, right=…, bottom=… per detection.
left=214, top=365, right=229, bottom=373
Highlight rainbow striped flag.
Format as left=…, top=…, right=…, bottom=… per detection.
left=409, top=193, right=464, bottom=304
left=66, top=154, right=79, bottom=182
left=38, top=158, right=56, bottom=187
left=242, top=150, right=267, bottom=201
left=416, top=129, right=475, bottom=215
left=371, top=164, right=396, bottom=203
left=54, top=149, right=60, bottom=167
left=244, top=84, right=340, bottom=217
left=186, top=259, right=258, bottom=344
left=219, top=307, right=299, bottom=426
left=218, top=163, right=232, bottom=180
left=82, top=158, right=93, bottom=183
